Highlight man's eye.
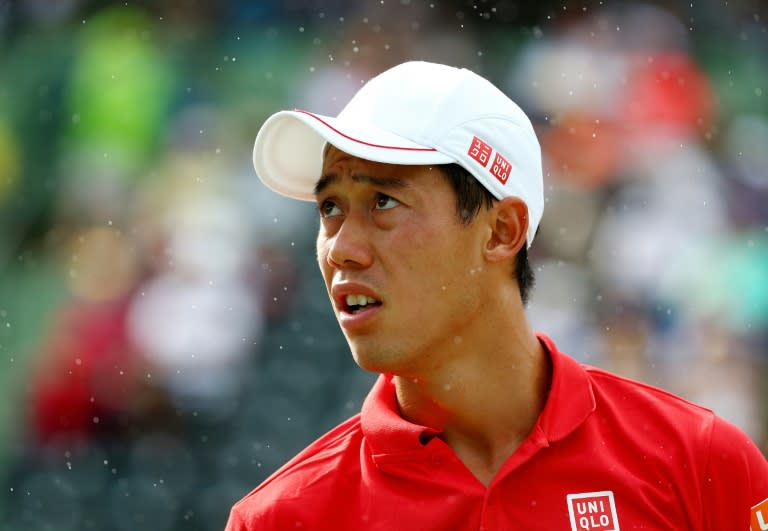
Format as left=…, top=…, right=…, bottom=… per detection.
left=374, top=194, right=400, bottom=210
left=319, top=200, right=341, bottom=218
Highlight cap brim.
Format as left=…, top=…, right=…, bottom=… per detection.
left=253, top=109, right=455, bottom=201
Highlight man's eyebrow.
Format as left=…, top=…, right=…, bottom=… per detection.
left=313, top=173, right=408, bottom=196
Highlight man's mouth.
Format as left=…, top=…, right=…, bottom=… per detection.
left=343, top=294, right=382, bottom=314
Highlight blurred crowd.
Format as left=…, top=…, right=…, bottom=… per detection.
left=0, top=0, right=766, bottom=529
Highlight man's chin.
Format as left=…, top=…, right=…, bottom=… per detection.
left=349, top=344, right=393, bottom=374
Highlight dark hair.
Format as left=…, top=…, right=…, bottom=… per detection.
left=438, top=163, right=536, bottom=306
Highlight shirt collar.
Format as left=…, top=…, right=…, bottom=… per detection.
left=360, top=333, right=596, bottom=458
left=535, top=333, right=596, bottom=442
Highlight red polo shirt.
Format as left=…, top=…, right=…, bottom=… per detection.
left=226, top=335, right=768, bottom=530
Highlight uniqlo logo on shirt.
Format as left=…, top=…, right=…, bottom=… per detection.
left=752, top=497, right=768, bottom=531
left=490, top=151, right=512, bottom=184
left=467, top=136, right=492, bottom=167
left=566, top=491, right=620, bottom=531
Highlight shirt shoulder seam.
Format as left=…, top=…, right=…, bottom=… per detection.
left=583, top=365, right=715, bottom=413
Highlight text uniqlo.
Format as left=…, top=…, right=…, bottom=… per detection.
left=567, top=492, right=619, bottom=531
left=490, top=152, right=511, bottom=184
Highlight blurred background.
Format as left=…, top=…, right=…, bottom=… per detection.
left=0, top=0, right=766, bottom=529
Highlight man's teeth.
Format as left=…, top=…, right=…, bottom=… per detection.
left=345, top=294, right=378, bottom=307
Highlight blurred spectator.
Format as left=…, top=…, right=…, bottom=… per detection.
left=26, top=225, right=174, bottom=445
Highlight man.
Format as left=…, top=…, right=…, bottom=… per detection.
left=227, top=61, right=768, bottom=530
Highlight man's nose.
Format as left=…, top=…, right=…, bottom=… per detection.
left=326, top=213, right=374, bottom=269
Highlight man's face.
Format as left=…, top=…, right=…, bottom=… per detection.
left=315, top=146, right=491, bottom=376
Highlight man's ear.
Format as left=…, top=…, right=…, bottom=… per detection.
left=484, top=197, right=528, bottom=264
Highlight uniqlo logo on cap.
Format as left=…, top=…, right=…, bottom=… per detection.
left=567, top=491, right=620, bottom=531
left=751, top=498, right=768, bottom=531
left=467, top=136, right=492, bottom=167
left=490, top=151, right=512, bottom=185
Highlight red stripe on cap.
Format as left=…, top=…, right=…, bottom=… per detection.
left=294, top=109, right=438, bottom=152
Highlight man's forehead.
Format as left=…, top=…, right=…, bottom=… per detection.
left=314, top=171, right=409, bottom=196
left=316, top=146, right=440, bottom=195
left=321, top=145, right=398, bottom=176
left=322, top=143, right=367, bottom=166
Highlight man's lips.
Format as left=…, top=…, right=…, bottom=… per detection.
left=331, top=282, right=383, bottom=314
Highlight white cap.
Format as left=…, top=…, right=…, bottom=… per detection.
left=253, top=61, right=543, bottom=246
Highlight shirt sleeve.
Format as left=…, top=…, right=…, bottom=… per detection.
left=224, top=506, right=246, bottom=531
left=702, top=415, right=768, bottom=531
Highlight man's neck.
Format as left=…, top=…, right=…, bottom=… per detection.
left=393, top=312, right=550, bottom=487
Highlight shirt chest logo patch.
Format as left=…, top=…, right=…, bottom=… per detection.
left=567, top=491, right=620, bottom=531
left=751, top=497, right=768, bottom=531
